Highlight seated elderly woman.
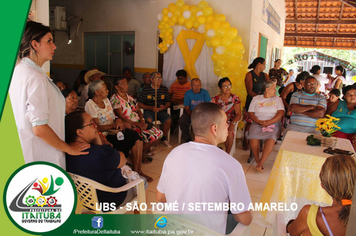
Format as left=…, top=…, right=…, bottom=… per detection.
left=327, top=85, right=356, bottom=150
left=65, top=111, right=144, bottom=211
left=110, top=77, right=163, bottom=163
left=246, top=80, right=285, bottom=173
left=84, top=80, right=152, bottom=182
left=61, top=88, right=79, bottom=114
left=211, top=77, right=241, bottom=154
left=287, top=154, right=356, bottom=236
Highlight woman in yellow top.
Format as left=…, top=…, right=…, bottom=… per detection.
left=287, top=155, right=356, bottom=236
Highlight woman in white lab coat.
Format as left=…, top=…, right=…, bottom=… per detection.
left=9, top=21, right=89, bottom=169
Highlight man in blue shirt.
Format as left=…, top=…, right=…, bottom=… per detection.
left=178, top=78, right=211, bottom=142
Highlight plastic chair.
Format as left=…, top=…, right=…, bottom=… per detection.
left=173, top=104, right=186, bottom=144
left=272, top=214, right=287, bottom=236
left=140, top=108, right=171, bottom=143
left=68, top=172, right=146, bottom=214
left=229, top=117, right=242, bottom=156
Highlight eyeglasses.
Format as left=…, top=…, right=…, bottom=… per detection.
left=82, top=121, right=96, bottom=128
left=307, top=82, right=317, bottom=86
left=223, top=85, right=232, bottom=89
left=154, top=77, right=162, bottom=80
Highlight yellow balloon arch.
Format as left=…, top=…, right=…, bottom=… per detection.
left=157, top=0, right=248, bottom=105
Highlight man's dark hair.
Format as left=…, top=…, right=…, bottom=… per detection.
left=65, top=110, right=86, bottom=144
left=176, top=69, right=187, bottom=77
left=192, top=102, right=224, bottom=136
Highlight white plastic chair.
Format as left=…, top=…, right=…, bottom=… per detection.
left=140, top=108, right=171, bottom=143
left=68, top=172, right=146, bottom=214
left=229, top=118, right=242, bottom=156
left=173, top=104, right=186, bottom=144
left=272, top=214, right=288, bottom=236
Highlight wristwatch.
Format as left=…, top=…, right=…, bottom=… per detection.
left=232, top=121, right=236, bottom=125
left=141, top=118, right=145, bottom=121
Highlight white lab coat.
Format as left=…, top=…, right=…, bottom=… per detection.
left=9, top=57, right=66, bottom=169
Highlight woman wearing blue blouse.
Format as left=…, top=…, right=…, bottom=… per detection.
left=326, top=85, right=356, bottom=149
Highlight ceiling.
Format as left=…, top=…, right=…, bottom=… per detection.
left=284, top=0, right=356, bottom=49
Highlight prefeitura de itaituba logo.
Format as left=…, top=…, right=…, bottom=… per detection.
left=4, top=162, right=76, bottom=234
left=10, top=175, right=63, bottom=221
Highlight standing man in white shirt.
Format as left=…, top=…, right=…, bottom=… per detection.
left=156, top=102, right=252, bottom=234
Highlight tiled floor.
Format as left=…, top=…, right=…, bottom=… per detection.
left=142, top=131, right=282, bottom=236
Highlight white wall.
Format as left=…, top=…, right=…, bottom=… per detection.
left=250, top=0, right=286, bottom=66
left=48, top=0, right=284, bottom=85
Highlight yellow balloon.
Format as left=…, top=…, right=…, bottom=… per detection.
left=211, top=36, right=222, bottom=47
left=193, top=21, right=200, bottom=29
left=215, top=14, right=226, bottom=22
left=205, top=23, right=212, bottom=31
left=176, top=0, right=185, bottom=7
left=212, top=20, right=221, bottom=30
left=221, top=22, right=230, bottom=28
left=352, top=76, right=356, bottom=82
left=162, top=15, right=169, bottom=22
left=168, top=3, right=177, bottom=12
left=215, top=26, right=226, bottom=37
left=231, top=42, right=243, bottom=52
left=203, top=7, right=213, bottom=16
left=190, top=5, right=198, bottom=14
left=159, top=33, right=164, bottom=38
left=158, top=24, right=165, bottom=30
left=239, top=60, right=248, bottom=70
left=162, top=8, right=169, bottom=15
left=217, top=59, right=227, bottom=68
left=226, top=27, right=238, bottom=38
left=168, top=20, right=175, bottom=26
left=169, top=39, right=174, bottom=44
left=182, top=5, right=190, bottom=12
left=227, top=59, right=238, bottom=69
left=238, top=121, right=245, bottom=130
left=221, top=37, right=232, bottom=47
left=236, top=52, right=243, bottom=60
left=165, top=32, right=171, bottom=37
left=197, top=15, right=206, bottom=25
left=211, top=53, right=220, bottom=62
left=214, top=66, right=221, bottom=76
left=234, top=35, right=242, bottom=42
left=185, top=19, right=193, bottom=29
left=174, top=8, right=182, bottom=17
left=178, top=16, right=185, bottom=25
left=171, top=15, right=177, bottom=23
left=206, top=15, right=215, bottom=23
left=225, top=49, right=237, bottom=59
left=240, top=47, right=245, bottom=54
left=205, top=38, right=212, bottom=47
left=198, top=1, right=209, bottom=9
left=167, top=35, right=173, bottom=40
left=221, top=67, right=231, bottom=77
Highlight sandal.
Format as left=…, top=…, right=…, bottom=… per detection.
left=254, top=166, right=263, bottom=173
left=142, top=157, right=153, bottom=164
left=146, top=151, right=155, bottom=157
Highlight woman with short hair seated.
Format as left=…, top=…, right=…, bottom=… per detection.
left=110, top=77, right=163, bottom=162
left=287, top=154, right=356, bottom=236
left=65, top=111, right=130, bottom=210
left=246, top=80, right=285, bottom=173
left=211, top=77, right=241, bottom=154
left=84, top=80, right=152, bottom=182
left=61, top=88, right=78, bottom=115
left=326, top=85, right=356, bottom=150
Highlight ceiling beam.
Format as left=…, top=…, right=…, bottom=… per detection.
left=339, top=0, right=356, bottom=9
left=286, top=19, right=356, bottom=24
left=285, top=32, right=356, bottom=38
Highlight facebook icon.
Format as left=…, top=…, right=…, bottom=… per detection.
left=91, top=216, right=104, bottom=229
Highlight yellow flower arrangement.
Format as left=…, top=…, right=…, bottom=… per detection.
left=315, top=115, right=341, bottom=137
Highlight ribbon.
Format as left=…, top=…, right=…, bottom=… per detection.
left=262, top=124, right=275, bottom=133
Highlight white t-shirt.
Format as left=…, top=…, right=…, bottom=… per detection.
left=331, top=75, right=346, bottom=88
left=157, top=142, right=251, bottom=234
left=248, top=95, right=285, bottom=120
left=313, top=74, right=329, bottom=93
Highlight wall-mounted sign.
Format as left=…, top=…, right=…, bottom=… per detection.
left=262, top=0, right=281, bottom=34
